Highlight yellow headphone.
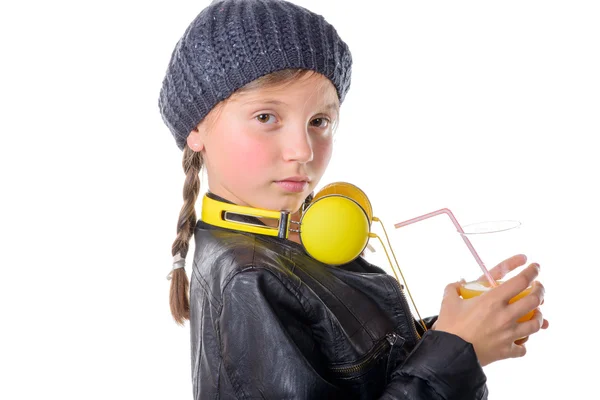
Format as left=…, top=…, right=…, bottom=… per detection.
left=201, top=181, right=427, bottom=332
left=202, top=182, right=373, bottom=265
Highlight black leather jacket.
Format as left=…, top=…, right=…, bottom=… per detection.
left=189, top=218, right=488, bottom=399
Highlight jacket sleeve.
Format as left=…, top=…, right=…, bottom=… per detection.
left=380, top=330, right=488, bottom=400
left=217, top=267, right=340, bottom=399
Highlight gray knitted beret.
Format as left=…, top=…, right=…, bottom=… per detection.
left=158, top=0, right=352, bottom=150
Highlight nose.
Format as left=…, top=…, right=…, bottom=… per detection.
left=281, top=125, right=313, bottom=163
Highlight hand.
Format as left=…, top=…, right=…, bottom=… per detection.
left=482, top=254, right=550, bottom=345
left=433, top=257, right=547, bottom=367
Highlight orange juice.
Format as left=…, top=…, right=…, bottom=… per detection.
left=459, top=281, right=534, bottom=323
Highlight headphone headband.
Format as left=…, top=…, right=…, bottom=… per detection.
left=201, top=182, right=373, bottom=265
left=201, top=194, right=291, bottom=239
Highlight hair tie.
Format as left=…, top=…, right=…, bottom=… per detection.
left=166, top=253, right=186, bottom=280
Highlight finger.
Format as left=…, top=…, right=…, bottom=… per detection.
left=542, top=318, right=549, bottom=329
left=507, top=281, right=545, bottom=320
left=531, top=308, right=549, bottom=329
left=508, top=341, right=527, bottom=359
left=514, top=309, right=544, bottom=339
left=494, top=263, right=540, bottom=302
left=480, top=254, right=527, bottom=281
left=443, top=281, right=464, bottom=303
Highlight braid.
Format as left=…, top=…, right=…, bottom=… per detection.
left=170, top=145, right=203, bottom=325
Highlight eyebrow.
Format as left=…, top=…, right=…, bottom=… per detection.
left=241, top=99, right=286, bottom=108
left=241, top=99, right=339, bottom=113
left=322, top=102, right=340, bottom=113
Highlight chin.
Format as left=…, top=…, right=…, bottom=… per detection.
left=274, top=197, right=305, bottom=214
left=278, top=202, right=303, bottom=214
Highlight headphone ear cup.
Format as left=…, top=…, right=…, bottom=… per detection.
left=299, top=195, right=370, bottom=265
left=313, top=182, right=373, bottom=224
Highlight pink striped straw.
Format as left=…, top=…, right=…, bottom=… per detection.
left=394, top=208, right=498, bottom=287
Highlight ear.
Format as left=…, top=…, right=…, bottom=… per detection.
left=186, top=127, right=205, bottom=152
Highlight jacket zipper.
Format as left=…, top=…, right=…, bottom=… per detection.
left=329, top=333, right=396, bottom=375
left=390, top=277, right=422, bottom=341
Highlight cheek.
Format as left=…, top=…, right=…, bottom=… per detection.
left=312, top=137, right=333, bottom=169
left=214, top=130, right=275, bottom=178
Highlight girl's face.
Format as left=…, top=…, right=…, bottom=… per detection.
left=188, top=72, right=339, bottom=214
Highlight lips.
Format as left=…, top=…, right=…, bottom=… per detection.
left=275, top=176, right=310, bottom=193
left=277, top=176, right=310, bottom=183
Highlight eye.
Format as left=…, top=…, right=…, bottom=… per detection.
left=310, top=117, right=330, bottom=128
left=256, top=113, right=277, bottom=124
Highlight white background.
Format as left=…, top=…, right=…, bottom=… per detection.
left=1, top=0, right=597, bottom=398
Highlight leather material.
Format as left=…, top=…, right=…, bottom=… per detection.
left=190, top=220, right=488, bottom=399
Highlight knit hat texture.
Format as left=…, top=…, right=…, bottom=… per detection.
left=158, top=0, right=352, bottom=150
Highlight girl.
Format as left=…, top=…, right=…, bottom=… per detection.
left=158, top=0, right=548, bottom=398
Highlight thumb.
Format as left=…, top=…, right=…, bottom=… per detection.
left=443, top=280, right=464, bottom=303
